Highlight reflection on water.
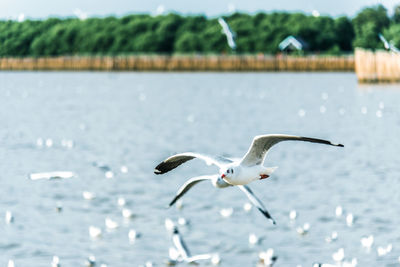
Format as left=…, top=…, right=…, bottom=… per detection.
left=0, top=72, right=399, bottom=266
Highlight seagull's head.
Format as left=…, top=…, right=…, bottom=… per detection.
left=221, top=166, right=237, bottom=181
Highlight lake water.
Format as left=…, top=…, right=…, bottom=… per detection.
left=0, top=72, right=399, bottom=266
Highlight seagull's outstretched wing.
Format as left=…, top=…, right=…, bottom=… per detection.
left=168, top=175, right=217, bottom=207
left=186, top=254, right=212, bottom=263
left=240, top=134, right=343, bottom=167
left=218, top=17, right=236, bottom=50
left=238, top=185, right=276, bottom=225
left=155, top=152, right=232, bottom=175
left=172, top=226, right=191, bottom=259
left=379, top=33, right=390, bottom=50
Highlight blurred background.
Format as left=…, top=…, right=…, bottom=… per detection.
left=0, top=0, right=399, bottom=55
left=1, top=1, right=400, bottom=267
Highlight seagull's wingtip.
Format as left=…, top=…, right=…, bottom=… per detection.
left=154, top=168, right=162, bottom=174
left=168, top=200, right=176, bottom=208
left=331, top=142, right=344, bottom=147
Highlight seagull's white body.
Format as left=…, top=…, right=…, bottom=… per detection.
left=221, top=163, right=277, bottom=185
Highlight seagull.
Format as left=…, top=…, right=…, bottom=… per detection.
left=5, top=210, right=14, bottom=224
left=313, top=264, right=336, bottom=267
left=378, top=33, right=400, bottom=53
left=377, top=244, right=392, bottom=256
left=332, top=248, right=344, bottom=262
left=167, top=223, right=219, bottom=265
left=289, top=210, right=297, bottom=221
left=258, top=248, right=278, bottom=266
left=29, top=171, right=76, bottom=180
left=52, top=256, right=60, bottom=267
left=105, top=217, right=119, bottom=229
left=360, top=235, right=374, bottom=250
left=346, top=213, right=354, bottom=226
left=85, top=255, right=96, bottom=267
left=218, top=17, right=237, bottom=50
left=155, top=134, right=343, bottom=186
left=89, top=226, right=102, bottom=238
left=129, top=229, right=140, bottom=243
left=325, top=231, right=338, bottom=243
left=168, top=174, right=276, bottom=224
left=296, top=223, right=310, bottom=236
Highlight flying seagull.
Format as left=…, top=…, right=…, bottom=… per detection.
left=155, top=134, right=343, bottom=186
left=29, top=171, right=76, bottom=180
left=168, top=174, right=276, bottom=224
left=378, top=33, right=400, bottom=54
left=218, top=17, right=237, bottom=50
left=167, top=222, right=219, bottom=264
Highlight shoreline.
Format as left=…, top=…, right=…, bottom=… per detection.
left=0, top=55, right=355, bottom=72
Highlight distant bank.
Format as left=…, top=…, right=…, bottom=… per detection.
left=0, top=55, right=354, bottom=72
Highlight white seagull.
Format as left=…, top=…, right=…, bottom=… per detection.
left=168, top=174, right=276, bottom=224
left=168, top=224, right=219, bottom=264
left=218, top=17, right=237, bottom=50
left=155, top=134, right=343, bottom=186
left=155, top=134, right=342, bottom=224
left=378, top=33, right=400, bottom=54
left=29, top=171, right=76, bottom=180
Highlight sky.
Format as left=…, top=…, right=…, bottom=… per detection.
left=0, top=0, right=399, bottom=20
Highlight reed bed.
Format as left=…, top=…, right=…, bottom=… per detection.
left=0, top=55, right=354, bottom=72
left=355, top=48, right=400, bottom=83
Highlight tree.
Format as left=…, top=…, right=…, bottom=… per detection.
left=393, top=4, right=400, bottom=23
left=383, top=24, right=400, bottom=49
left=352, top=5, right=390, bottom=49
left=203, top=20, right=231, bottom=53
left=334, top=16, right=354, bottom=51
left=174, top=32, right=203, bottom=52
left=155, top=14, right=183, bottom=53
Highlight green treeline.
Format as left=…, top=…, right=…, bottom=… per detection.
left=0, top=4, right=398, bottom=57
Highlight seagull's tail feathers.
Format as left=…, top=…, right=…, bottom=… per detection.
left=265, top=166, right=278, bottom=175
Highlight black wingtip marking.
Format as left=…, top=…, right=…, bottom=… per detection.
left=258, top=207, right=276, bottom=225
left=169, top=197, right=178, bottom=207
left=331, top=142, right=344, bottom=147
left=154, top=168, right=162, bottom=175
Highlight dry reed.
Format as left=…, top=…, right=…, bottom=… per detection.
left=355, top=48, right=400, bottom=83
left=0, top=55, right=354, bottom=72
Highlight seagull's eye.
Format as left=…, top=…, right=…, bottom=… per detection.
left=231, top=169, right=234, bottom=174
left=227, top=169, right=230, bottom=173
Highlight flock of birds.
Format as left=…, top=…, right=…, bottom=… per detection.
left=2, top=76, right=395, bottom=266
left=4, top=131, right=397, bottom=266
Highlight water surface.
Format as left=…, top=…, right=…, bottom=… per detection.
left=0, top=72, right=399, bottom=266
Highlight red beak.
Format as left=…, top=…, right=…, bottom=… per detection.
left=221, top=174, right=226, bottom=178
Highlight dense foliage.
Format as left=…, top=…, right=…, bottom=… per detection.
left=0, top=4, right=398, bottom=56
